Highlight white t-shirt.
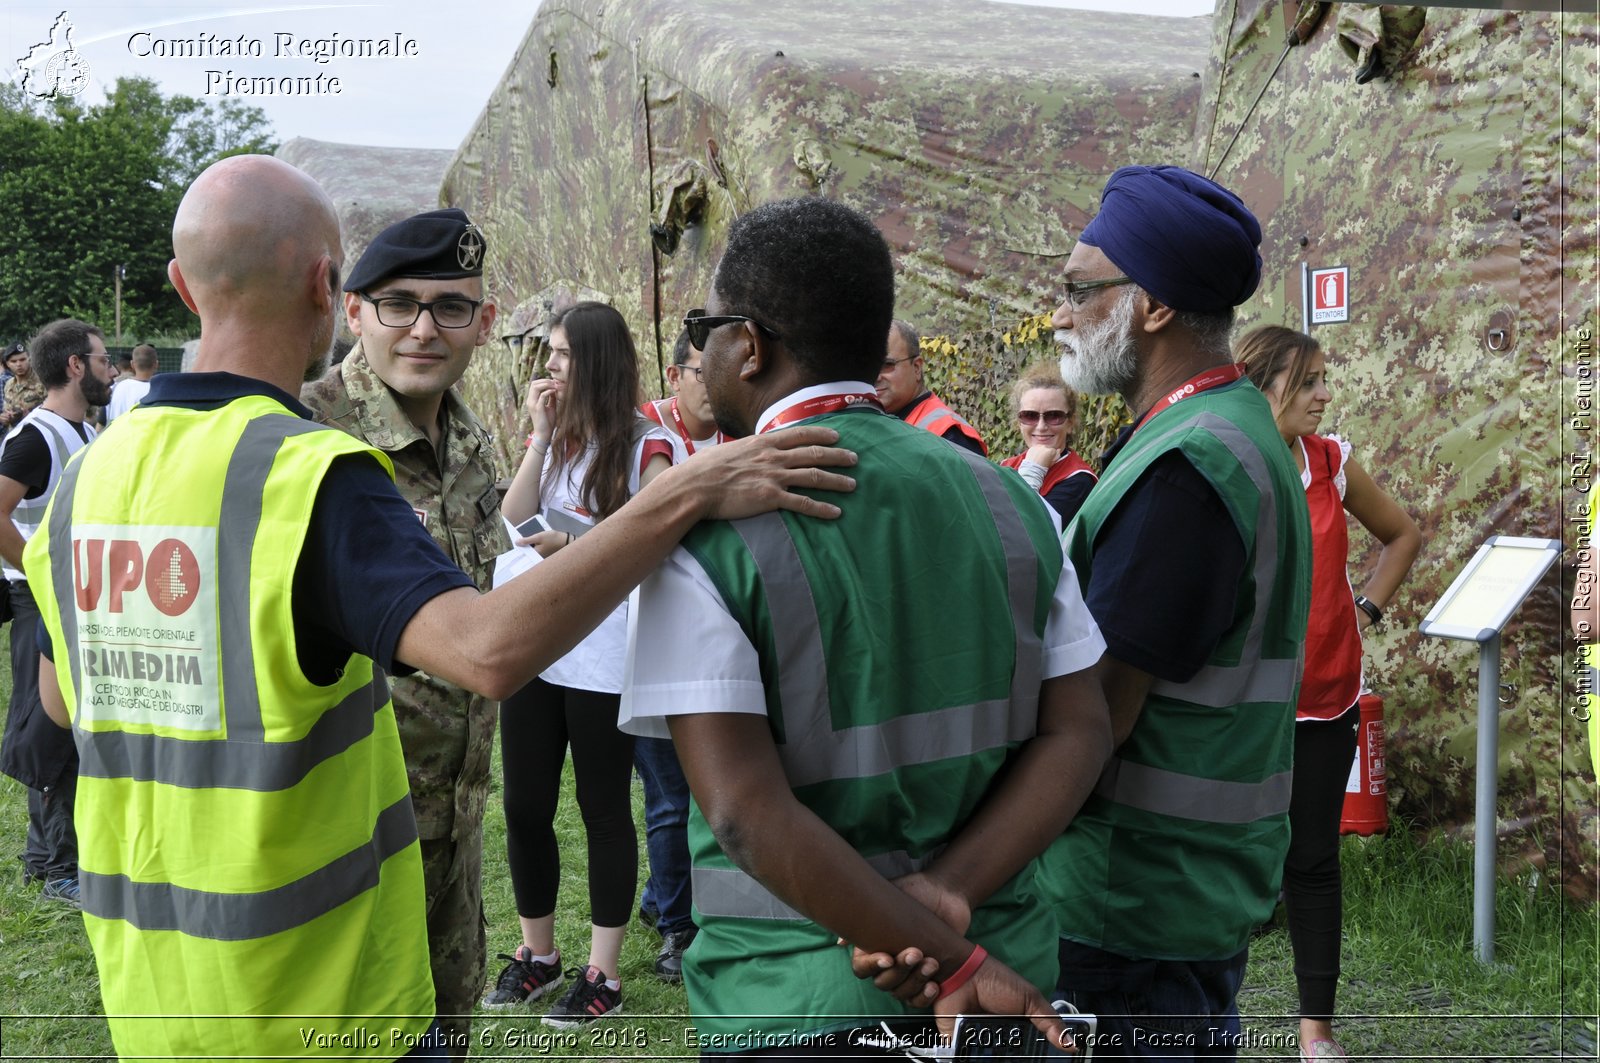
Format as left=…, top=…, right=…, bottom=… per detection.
left=538, top=417, right=673, bottom=693
left=105, top=377, right=152, bottom=422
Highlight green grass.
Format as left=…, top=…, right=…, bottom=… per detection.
left=1, top=640, right=1595, bottom=1059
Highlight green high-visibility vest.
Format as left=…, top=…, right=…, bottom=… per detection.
left=25, top=392, right=434, bottom=1060
left=680, top=408, right=1063, bottom=1046
left=1039, top=378, right=1311, bottom=961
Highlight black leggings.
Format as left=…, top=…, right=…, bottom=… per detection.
left=1283, top=705, right=1359, bottom=1022
left=500, top=677, right=637, bottom=927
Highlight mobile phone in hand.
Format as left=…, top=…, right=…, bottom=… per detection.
left=515, top=513, right=550, bottom=539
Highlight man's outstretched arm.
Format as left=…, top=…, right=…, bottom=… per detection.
left=396, top=426, right=855, bottom=699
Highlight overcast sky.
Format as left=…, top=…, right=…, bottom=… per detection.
left=4, top=0, right=1213, bottom=153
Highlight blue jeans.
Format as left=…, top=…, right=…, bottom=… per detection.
left=1056, top=940, right=1247, bottom=1061
left=633, top=736, right=694, bottom=935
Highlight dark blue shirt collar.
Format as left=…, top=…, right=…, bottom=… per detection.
left=141, top=371, right=313, bottom=420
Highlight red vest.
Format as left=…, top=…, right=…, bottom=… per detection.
left=1298, top=434, right=1362, bottom=720
left=903, top=393, right=987, bottom=455
left=1001, top=449, right=1096, bottom=498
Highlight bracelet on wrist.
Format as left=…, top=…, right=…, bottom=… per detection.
left=1354, top=595, right=1383, bottom=625
left=934, top=944, right=988, bottom=1002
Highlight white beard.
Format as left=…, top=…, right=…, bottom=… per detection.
left=1057, top=287, right=1139, bottom=397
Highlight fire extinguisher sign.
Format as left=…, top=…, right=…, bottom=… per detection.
left=1308, top=266, right=1350, bottom=325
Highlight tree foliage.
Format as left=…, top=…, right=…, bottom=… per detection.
left=0, top=78, right=276, bottom=343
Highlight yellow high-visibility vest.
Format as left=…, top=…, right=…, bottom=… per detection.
left=26, top=392, right=433, bottom=1060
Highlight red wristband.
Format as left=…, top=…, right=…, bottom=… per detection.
left=934, top=944, right=987, bottom=1001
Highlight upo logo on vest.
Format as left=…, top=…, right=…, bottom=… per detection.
left=71, top=525, right=221, bottom=732
left=75, top=537, right=202, bottom=616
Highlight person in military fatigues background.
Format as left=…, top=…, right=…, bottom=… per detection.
left=303, top=208, right=510, bottom=1059
left=1, top=343, right=47, bottom=430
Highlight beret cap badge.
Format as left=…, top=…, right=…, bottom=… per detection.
left=343, top=207, right=487, bottom=292
left=457, top=225, right=485, bottom=271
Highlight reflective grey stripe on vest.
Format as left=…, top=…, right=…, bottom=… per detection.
left=48, top=444, right=91, bottom=706
left=10, top=415, right=80, bottom=526
left=694, top=849, right=932, bottom=921
left=1094, top=756, right=1293, bottom=824
left=79, top=794, right=418, bottom=940
left=1147, top=412, right=1300, bottom=709
left=7, top=411, right=91, bottom=582
left=218, top=417, right=330, bottom=741
left=47, top=413, right=381, bottom=786
left=912, top=406, right=976, bottom=433
left=730, top=454, right=1041, bottom=790
left=77, top=668, right=389, bottom=789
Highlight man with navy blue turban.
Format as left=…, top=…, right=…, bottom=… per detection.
left=1028, top=166, right=1312, bottom=1059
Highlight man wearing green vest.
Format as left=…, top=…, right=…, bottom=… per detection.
left=24, top=154, right=856, bottom=1062
left=1037, top=165, right=1312, bottom=1060
left=622, top=197, right=1113, bottom=1055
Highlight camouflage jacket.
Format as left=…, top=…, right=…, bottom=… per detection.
left=3, top=375, right=46, bottom=426
left=302, top=346, right=512, bottom=841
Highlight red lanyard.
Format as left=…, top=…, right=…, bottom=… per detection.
left=758, top=392, right=883, bottom=434
left=1129, top=364, right=1245, bottom=436
left=668, top=397, right=724, bottom=456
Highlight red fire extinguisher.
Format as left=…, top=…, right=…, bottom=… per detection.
left=1340, top=691, right=1388, bottom=835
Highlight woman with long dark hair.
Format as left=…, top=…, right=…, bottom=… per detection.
left=1237, top=325, right=1421, bottom=1062
left=484, top=301, right=673, bottom=1026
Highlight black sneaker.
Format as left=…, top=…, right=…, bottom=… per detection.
left=41, top=877, right=82, bottom=908
left=541, top=965, right=622, bottom=1027
left=482, top=947, right=564, bottom=1008
left=637, top=905, right=659, bottom=934
left=654, top=927, right=697, bottom=983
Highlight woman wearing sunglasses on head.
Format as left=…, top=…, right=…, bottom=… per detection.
left=1000, top=361, right=1097, bottom=523
left=486, top=301, right=675, bottom=1027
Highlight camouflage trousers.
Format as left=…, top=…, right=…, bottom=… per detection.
left=421, top=828, right=486, bottom=1062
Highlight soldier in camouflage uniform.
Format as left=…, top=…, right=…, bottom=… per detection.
left=1, top=345, right=47, bottom=430
left=302, top=208, right=510, bottom=1060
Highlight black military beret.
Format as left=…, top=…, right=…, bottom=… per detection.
left=343, top=208, right=487, bottom=292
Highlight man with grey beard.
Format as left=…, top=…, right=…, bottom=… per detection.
left=1034, top=166, right=1312, bottom=1061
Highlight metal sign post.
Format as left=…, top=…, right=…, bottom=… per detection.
left=1419, top=535, right=1561, bottom=963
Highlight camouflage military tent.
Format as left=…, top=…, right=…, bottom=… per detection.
left=442, top=0, right=1209, bottom=426
left=1195, top=0, right=1597, bottom=897
left=276, top=136, right=455, bottom=293
left=442, top=0, right=1598, bottom=897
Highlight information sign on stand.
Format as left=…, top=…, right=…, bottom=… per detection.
left=1419, top=535, right=1561, bottom=963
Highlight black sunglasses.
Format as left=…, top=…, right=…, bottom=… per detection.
left=1018, top=409, right=1070, bottom=427
left=683, top=309, right=781, bottom=351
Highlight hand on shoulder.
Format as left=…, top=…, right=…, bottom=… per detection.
left=669, top=425, right=858, bottom=521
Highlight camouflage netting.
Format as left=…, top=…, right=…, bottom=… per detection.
left=276, top=137, right=456, bottom=344
left=425, top=0, right=1596, bottom=897
left=1195, top=0, right=1597, bottom=899
left=440, top=0, right=1210, bottom=468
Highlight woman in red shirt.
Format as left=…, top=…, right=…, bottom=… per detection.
left=1238, top=326, right=1421, bottom=1062
left=999, top=361, right=1097, bottom=523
